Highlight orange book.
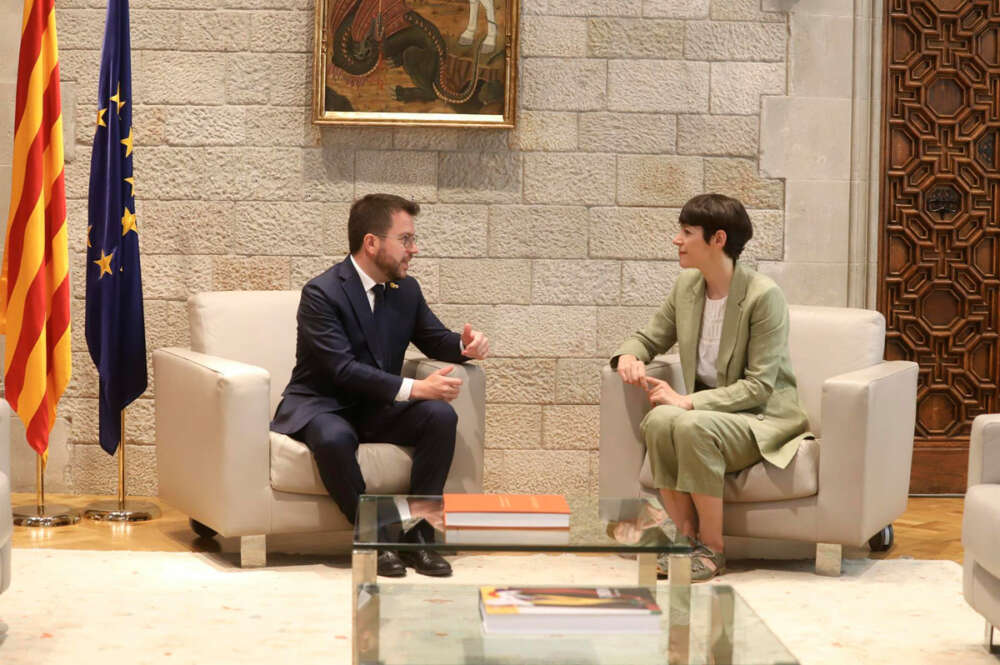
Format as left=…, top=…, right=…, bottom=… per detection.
left=443, top=494, right=570, bottom=528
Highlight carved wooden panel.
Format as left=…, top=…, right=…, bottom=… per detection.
left=881, top=0, right=1000, bottom=493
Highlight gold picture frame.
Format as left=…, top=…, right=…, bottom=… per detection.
left=312, top=0, right=519, bottom=127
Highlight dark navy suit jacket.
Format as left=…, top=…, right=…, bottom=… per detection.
left=271, top=256, right=467, bottom=436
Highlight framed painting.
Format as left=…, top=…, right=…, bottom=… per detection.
left=312, top=0, right=519, bottom=127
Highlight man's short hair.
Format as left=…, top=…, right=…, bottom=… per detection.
left=678, top=193, right=754, bottom=262
left=348, top=193, right=420, bottom=254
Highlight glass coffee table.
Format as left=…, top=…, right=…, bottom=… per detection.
left=352, top=495, right=697, bottom=589
left=355, top=582, right=798, bottom=664
left=352, top=495, right=707, bottom=664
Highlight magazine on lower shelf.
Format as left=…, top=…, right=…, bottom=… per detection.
left=478, top=586, right=661, bottom=634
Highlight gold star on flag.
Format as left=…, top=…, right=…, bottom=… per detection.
left=109, top=83, right=126, bottom=113
left=87, top=225, right=92, bottom=248
left=121, top=207, right=137, bottom=236
left=94, top=249, right=115, bottom=278
left=124, top=176, right=135, bottom=197
left=96, top=107, right=107, bottom=127
left=120, top=127, right=133, bottom=158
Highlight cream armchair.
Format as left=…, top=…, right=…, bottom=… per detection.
left=153, top=291, right=486, bottom=568
left=0, top=401, right=11, bottom=594
left=600, top=305, right=918, bottom=575
left=963, top=414, right=1000, bottom=653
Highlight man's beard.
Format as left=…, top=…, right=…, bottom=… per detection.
left=374, top=248, right=406, bottom=281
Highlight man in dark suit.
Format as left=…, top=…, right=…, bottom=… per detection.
left=271, top=193, right=489, bottom=577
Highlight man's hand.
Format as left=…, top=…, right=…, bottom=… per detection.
left=645, top=376, right=693, bottom=410
left=411, top=365, right=463, bottom=402
left=460, top=323, right=489, bottom=359
left=616, top=354, right=648, bottom=389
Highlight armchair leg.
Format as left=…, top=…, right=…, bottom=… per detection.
left=815, top=543, right=842, bottom=577
left=987, top=621, right=999, bottom=654
left=240, top=535, right=267, bottom=568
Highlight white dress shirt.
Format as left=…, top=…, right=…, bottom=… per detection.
left=350, top=255, right=414, bottom=401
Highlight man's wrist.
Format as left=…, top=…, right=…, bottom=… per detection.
left=395, top=377, right=414, bottom=401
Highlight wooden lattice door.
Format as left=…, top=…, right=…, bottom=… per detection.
left=881, top=0, right=1000, bottom=493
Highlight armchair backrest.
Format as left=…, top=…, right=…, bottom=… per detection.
left=188, top=291, right=301, bottom=414
left=787, top=306, right=886, bottom=436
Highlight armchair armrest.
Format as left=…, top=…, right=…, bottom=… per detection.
left=402, top=359, right=485, bottom=493
left=599, top=356, right=681, bottom=498
left=969, top=414, right=1000, bottom=487
left=153, top=347, right=272, bottom=536
left=816, top=360, right=919, bottom=545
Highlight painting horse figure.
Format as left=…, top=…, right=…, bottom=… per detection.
left=458, top=0, right=497, bottom=53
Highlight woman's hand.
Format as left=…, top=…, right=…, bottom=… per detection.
left=616, top=354, right=648, bottom=389
left=645, top=376, right=693, bottom=410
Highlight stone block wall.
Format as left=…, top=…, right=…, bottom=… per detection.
left=0, top=0, right=873, bottom=496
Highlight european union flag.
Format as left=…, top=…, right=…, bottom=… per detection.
left=86, top=0, right=147, bottom=455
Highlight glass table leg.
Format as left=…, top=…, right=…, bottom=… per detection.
left=637, top=552, right=657, bottom=587
left=352, top=550, right=377, bottom=665
left=667, top=582, right=691, bottom=664
left=667, top=553, right=691, bottom=586
left=707, top=586, right=735, bottom=664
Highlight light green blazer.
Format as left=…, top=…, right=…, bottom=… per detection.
left=612, top=263, right=811, bottom=469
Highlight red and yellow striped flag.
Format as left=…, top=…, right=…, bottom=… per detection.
left=1, top=0, right=72, bottom=458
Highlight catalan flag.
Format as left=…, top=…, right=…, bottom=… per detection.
left=86, top=0, right=147, bottom=455
left=0, top=0, right=72, bottom=458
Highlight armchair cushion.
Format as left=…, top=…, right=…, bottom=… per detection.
left=269, top=432, right=412, bottom=496
left=638, top=436, right=819, bottom=503
left=962, top=483, right=1000, bottom=579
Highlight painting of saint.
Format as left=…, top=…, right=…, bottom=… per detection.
left=314, top=0, right=517, bottom=125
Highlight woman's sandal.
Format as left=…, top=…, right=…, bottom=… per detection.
left=656, top=551, right=671, bottom=579
left=690, top=544, right=726, bottom=582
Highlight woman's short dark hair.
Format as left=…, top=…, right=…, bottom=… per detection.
left=348, top=194, right=420, bottom=254
left=678, top=193, right=753, bottom=262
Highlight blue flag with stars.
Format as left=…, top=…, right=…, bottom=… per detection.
left=86, top=0, right=147, bottom=455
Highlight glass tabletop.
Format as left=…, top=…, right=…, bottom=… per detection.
left=355, top=583, right=798, bottom=665
left=353, top=495, right=694, bottom=554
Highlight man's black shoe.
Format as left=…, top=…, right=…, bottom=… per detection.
left=399, top=549, right=452, bottom=577
left=377, top=550, right=406, bottom=577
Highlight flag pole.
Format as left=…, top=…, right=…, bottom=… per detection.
left=83, top=406, right=159, bottom=522
left=118, top=409, right=125, bottom=509
left=11, top=455, right=81, bottom=527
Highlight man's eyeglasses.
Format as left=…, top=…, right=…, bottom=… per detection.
left=375, top=233, right=418, bottom=248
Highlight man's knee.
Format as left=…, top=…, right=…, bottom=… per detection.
left=309, top=426, right=358, bottom=457
left=419, top=399, right=458, bottom=429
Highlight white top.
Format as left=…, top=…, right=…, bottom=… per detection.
left=696, top=295, right=728, bottom=388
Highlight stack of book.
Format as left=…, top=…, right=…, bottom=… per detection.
left=442, top=494, right=571, bottom=545
left=478, top=586, right=662, bottom=634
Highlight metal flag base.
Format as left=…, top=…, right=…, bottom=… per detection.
left=84, top=410, right=160, bottom=523
left=13, top=503, right=81, bottom=527
left=84, top=499, right=160, bottom=523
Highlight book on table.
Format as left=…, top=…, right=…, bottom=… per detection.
left=444, top=527, right=571, bottom=546
left=443, top=493, right=571, bottom=529
left=478, top=586, right=662, bottom=635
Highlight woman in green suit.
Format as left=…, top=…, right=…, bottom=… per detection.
left=612, top=194, right=810, bottom=581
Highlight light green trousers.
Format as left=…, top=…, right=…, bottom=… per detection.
left=640, top=405, right=761, bottom=498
